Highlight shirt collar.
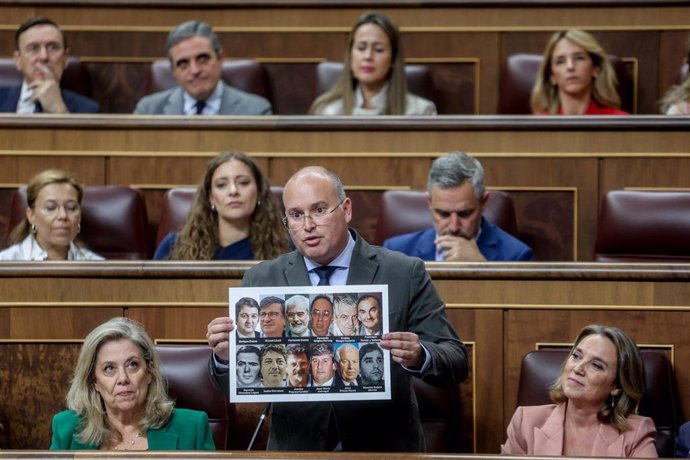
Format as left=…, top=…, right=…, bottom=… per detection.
left=183, top=81, right=223, bottom=115
left=21, top=235, right=88, bottom=261
left=353, top=83, right=389, bottom=115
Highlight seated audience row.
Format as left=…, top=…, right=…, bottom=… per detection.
left=48, top=310, right=689, bottom=457
left=3, top=15, right=689, bottom=116
left=46, top=313, right=690, bottom=456
left=0, top=150, right=533, bottom=262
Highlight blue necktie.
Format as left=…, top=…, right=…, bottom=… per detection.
left=313, top=266, right=337, bottom=286
left=195, top=100, right=206, bottom=115
left=34, top=101, right=43, bottom=113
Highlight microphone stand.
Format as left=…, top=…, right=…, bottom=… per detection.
left=247, top=402, right=271, bottom=451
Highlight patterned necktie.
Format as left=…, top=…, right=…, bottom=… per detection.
left=313, top=265, right=337, bottom=286
left=195, top=100, right=206, bottom=115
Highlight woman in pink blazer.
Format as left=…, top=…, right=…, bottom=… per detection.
left=501, top=325, right=657, bottom=457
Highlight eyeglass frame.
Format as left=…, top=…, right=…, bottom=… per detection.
left=282, top=198, right=346, bottom=230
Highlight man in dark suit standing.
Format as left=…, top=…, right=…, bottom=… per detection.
left=206, top=166, right=468, bottom=451
left=134, top=20, right=271, bottom=115
left=0, top=17, right=99, bottom=114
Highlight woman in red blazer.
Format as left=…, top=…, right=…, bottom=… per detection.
left=531, top=30, right=629, bottom=115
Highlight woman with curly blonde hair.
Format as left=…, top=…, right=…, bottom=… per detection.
left=154, top=152, right=289, bottom=260
left=531, top=30, right=628, bottom=115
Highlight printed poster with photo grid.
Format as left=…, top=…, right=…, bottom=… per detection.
left=228, top=284, right=391, bottom=403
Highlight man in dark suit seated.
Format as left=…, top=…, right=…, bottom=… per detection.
left=206, top=165, right=468, bottom=451
left=134, top=20, right=272, bottom=116
left=384, top=151, right=534, bottom=262
left=0, top=17, right=99, bottom=114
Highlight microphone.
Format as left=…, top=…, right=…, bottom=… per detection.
left=247, top=402, right=271, bottom=451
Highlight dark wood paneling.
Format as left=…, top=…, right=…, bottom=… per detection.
left=0, top=343, right=80, bottom=449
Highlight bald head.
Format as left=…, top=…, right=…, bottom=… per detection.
left=282, top=166, right=352, bottom=266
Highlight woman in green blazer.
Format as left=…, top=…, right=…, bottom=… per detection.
left=50, top=317, right=215, bottom=451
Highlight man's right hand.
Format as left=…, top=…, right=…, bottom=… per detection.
left=435, top=234, right=487, bottom=262
left=29, top=63, right=68, bottom=113
left=206, top=316, right=234, bottom=363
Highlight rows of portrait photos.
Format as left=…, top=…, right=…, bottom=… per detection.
left=228, top=285, right=391, bottom=403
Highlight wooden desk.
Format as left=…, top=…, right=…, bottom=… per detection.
left=1, top=262, right=689, bottom=452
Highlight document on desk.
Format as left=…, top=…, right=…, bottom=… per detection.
left=228, top=284, right=391, bottom=403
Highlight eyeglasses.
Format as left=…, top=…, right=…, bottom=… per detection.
left=259, top=311, right=283, bottom=320
left=36, top=200, right=81, bottom=217
left=283, top=199, right=345, bottom=230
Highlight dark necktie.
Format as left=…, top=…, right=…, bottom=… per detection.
left=195, top=100, right=206, bottom=115
left=34, top=101, right=43, bottom=113
left=313, top=265, right=337, bottom=286
left=312, top=264, right=341, bottom=450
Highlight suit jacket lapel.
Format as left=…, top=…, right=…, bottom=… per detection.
left=219, top=84, right=238, bottom=114
left=477, top=218, right=500, bottom=261
left=148, top=428, right=178, bottom=449
left=163, top=88, right=184, bottom=115
left=534, top=404, right=565, bottom=455
left=595, top=423, right=625, bottom=457
left=346, top=231, right=378, bottom=284
left=0, top=87, right=21, bottom=112
left=284, top=251, right=311, bottom=286
left=417, top=228, right=437, bottom=260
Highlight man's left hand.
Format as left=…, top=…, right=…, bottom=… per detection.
left=380, top=331, right=423, bottom=368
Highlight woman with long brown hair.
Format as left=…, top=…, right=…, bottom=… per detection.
left=154, top=152, right=289, bottom=260
left=309, top=12, right=436, bottom=116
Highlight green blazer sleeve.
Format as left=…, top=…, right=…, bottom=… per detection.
left=148, top=408, right=216, bottom=450
left=50, top=410, right=97, bottom=450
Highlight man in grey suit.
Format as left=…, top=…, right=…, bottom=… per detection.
left=206, top=166, right=467, bottom=451
left=134, top=21, right=272, bottom=115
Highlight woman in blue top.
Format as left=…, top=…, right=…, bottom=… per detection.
left=154, top=151, right=289, bottom=260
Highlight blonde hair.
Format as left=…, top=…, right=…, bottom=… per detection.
left=660, top=41, right=690, bottom=114
left=550, top=324, right=645, bottom=432
left=170, top=152, right=289, bottom=260
left=309, top=12, right=407, bottom=115
left=65, top=317, right=174, bottom=447
left=9, top=169, right=83, bottom=244
left=531, top=30, right=621, bottom=114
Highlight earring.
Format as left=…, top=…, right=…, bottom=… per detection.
left=211, top=204, right=216, bottom=212
left=610, top=393, right=615, bottom=408
left=257, top=200, right=262, bottom=207
left=30, top=224, right=36, bottom=234
left=77, top=223, right=81, bottom=234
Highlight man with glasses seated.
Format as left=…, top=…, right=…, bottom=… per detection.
left=207, top=165, right=467, bottom=451
left=384, top=151, right=533, bottom=262
left=258, top=296, right=286, bottom=338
